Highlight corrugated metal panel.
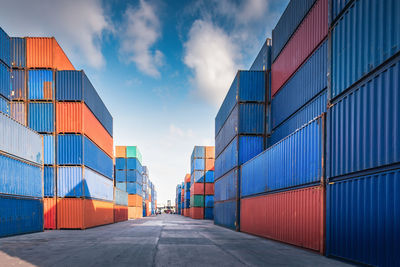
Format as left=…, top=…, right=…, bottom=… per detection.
left=214, top=200, right=237, bottom=230
left=327, top=55, right=400, bottom=178
left=326, top=168, right=400, bottom=266
left=126, top=158, right=142, bottom=173
left=116, top=182, right=126, bottom=191
left=43, top=134, right=55, bottom=165
left=127, top=170, right=142, bottom=183
left=56, top=71, right=113, bottom=137
left=28, top=102, right=54, bottom=133
left=271, top=0, right=328, bottom=97
left=114, top=205, right=128, bottom=222
left=84, top=167, right=113, bottom=201
left=240, top=186, right=324, bottom=253
left=115, top=158, right=126, bottom=170
left=9, top=102, right=26, bottom=125
left=205, top=170, right=214, bottom=183
left=57, top=134, right=83, bottom=165
left=126, top=182, right=142, bottom=194
left=192, top=158, right=205, bottom=170
left=330, top=0, right=351, bottom=23
left=0, top=111, right=42, bottom=164
left=0, top=154, right=42, bottom=197
left=250, top=39, right=271, bottom=71
left=238, top=136, right=264, bottom=165
left=268, top=90, right=327, bottom=147
left=115, top=188, right=128, bottom=206
left=10, top=37, right=26, bottom=68
left=191, top=146, right=205, bottom=161
left=84, top=136, right=113, bottom=179
left=57, top=166, right=83, bottom=197
left=205, top=207, right=213, bottom=220
left=43, top=197, right=56, bottom=230
left=215, top=137, right=238, bottom=179
left=241, top=117, right=324, bottom=197
left=0, top=95, right=9, bottom=115
left=215, top=71, right=266, bottom=136
left=330, top=0, right=400, bottom=99
left=214, top=168, right=238, bottom=202
left=205, top=195, right=214, bottom=208
left=44, top=166, right=55, bottom=197
left=11, top=69, right=26, bottom=100
left=115, top=170, right=126, bottom=182
left=0, top=195, right=43, bottom=237
left=0, top=27, right=10, bottom=67
left=271, top=0, right=317, bottom=62
left=272, top=41, right=327, bottom=129
left=0, top=61, right=11, bottom=99
left=28, top=70, right=54, bottom=100
left=215, top=104, right=238, bottom=158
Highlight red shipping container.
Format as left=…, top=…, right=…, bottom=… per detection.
left=190, top=183, right=204, bottom=195
left=240, top=186, right=325, bottom=254
left=205, top=159, right=214, bottom=171
left=114, top=205, right=128, bottom=223
left=44, top=197, right=56, bottom=230
left=205, top=183, right=214, bottom=195
left=190, top=207, right=204, bottom=219
left=271, top=0, right=328, bottom=97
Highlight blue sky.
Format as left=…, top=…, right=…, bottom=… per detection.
left=0, top=0, right=288, bottom=205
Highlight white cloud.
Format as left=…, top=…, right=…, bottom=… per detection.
left=184, top=20, right=240, bottom=106
left=0, top=0, right=110, bottom=69
left=120, top=0, right=163, bottom=78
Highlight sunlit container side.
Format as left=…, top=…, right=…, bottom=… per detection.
left=205, top=170, right=214, bottom=183
left=327, top=55, right=400, bottom=179
left=28, top=70, right=53, bottom=100
left=26, top=37, right=75, bottom=70
left=271, top=0, right=328, bottom=97
left=127, top=158, right=142, bottom=173
left=44, top=166, right=55, bottom=197
left=214, top=168, right=238, bottom=202
left=127, top=146, right=142, bottom=164
left=0, top=112, right=42, bottom=164
left=126, top=182, right=142, bottom=195
left=0, top=95, right=9, bottom=115
left=191, top=146, right=205, bottom=162
left=214, top=200, right=237, bottom=230
left=0, top=61, right=11, bottom=99
left=28, top=102, right=54, bottom=133
left=241, top=186, right=325, bottom=254
left=56, top=102, right=113, bottom=158
left=43, top=134, right=55, bottom=165
left=128, top=194, right=142, bottom=207
left=268, top=90, right=327, bottom=147
left=115, top=158, right=126, bottom=170
left=115, top=146, right=126, bottom=157
left=127, top=170, right=142, bottom=183
left=9, top=102, right=26, bottom=125
left=0, top=195, right=43, bottom=237
left=250, top=38, right=272, bottom=71
left=241, top=116, right=324, bottom=197
left=271, top=0, right=317, bottom=62
left=215, top=103, right=265, bottom=157
left=56, top=70, right=113, bottom=136
left=327, top=167, right=400, bottom=266
left=114, top=205, right=128, bottom=223
left=0, top=27, right=10, bottom=67
left=215, top=71, right=266, bottom=136
left=44, top=197, right=56, bottom=230
left=11, top=37, right=26, bottom=68
left=57, top=198, right=113, bottom=229
left=116, top=182, right=126, bottom=191
left=11, top=69, right=26, bottom=100
left=128, top=206, right=143, bottom=219
left=330, top=0, right=400, bottom=99
left=272, top=41, right=327, bottom=129
left=0, top=154, right=42, bottom=198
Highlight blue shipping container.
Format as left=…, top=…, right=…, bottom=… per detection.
left=127, top=158, right=142, bottom=173
left=11, top=69, right=26, bottom=100
left=272, top=40, right=327, bottom=129
left=0, top=27, right=10, bottom=67
left=43, top=134, right=55, bottom=165
left=115, top=187, right=128, bottom=206
left=214, top=168, right=238, bottom=202
left=126, top=182, right=142, bottom=194
left=115, top=170, right=126, bottom=182
left=115, top=157, right=126, bottom=170
left=215, top=71, right=266, bottom=136
left=327, top=55, right=400, bottom=178
left=191, top=146, right=205, bottom=161
left=116, top=182, right=126, bottom=191
left=214, top=200, right=237, bottom=230
left=241, top=117, right=323, bottom=197
left=250, top=38, right=271, bottom=71
left=56, top=71, right=113, bottom=136
left=192, top=158, right=205, bottom=171
left=330, top=0, right=400, bottom=99
left=191, top=170, right=205, bottom=183
left=28, top=102, right=54, bottom=133
left=205, top=170, right=214, bottom=183
left=205, top=207, right=214, bottom=220
left=28, top=70, right=54, bottom=100
left=10, top=37, right=26, bottom=68
left=330, top=0, right=351, bottom=23
left=205, top=195, right=214, bottom=208
left=0, top=61, right=10, bottom=99
left=127, top=170, right=142, bottom=183
left=0, top=195, right=43, bottom=238
left=326, top=167, right=400, bottom=267
left=44, top=166, right=54, bottom=197
left=0, top=94, right=9, bottom=115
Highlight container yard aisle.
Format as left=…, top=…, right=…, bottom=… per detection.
left=0, top=214, right=350, bottom=267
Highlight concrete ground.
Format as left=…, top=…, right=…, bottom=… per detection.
left=0, top=214, right=352, bottom=267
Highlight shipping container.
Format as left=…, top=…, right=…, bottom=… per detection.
left=115, top=146, right=126, bottom=158
left=205, top=170, right=214, bottom=183
left=10, top=69, right=26, bottom=100
left=205, top=195, right=214, bottom=208
left=0, top=61, right=11, bottom=99
left=271, top=0, right=328, bottom=97
left=57, top=166, right=113, bottom=201
left=126, top=182, right=142, bottom=195
left=326, top=167, right=400, bottom=266
left=0, top=153, right=42, bottom=198
left=330, top=0, right=400, bottom=99
left=250, top=38, right=272, bottom=71
left=43, top=134, right=55, bottom=165
left=114, top=205, right=128, bottom=223
left=205, top=207, right=213, bottom=220
left=43, top=197, right=56, bottom=230
left=28, top=70, right=54, bottom=100
left=127, top=158, right=142, bottom=172
left=190, top=195, right=204, bottom=207
left=241, top=116, right=324, bottom=197
left=128, top=194, right=143, bottom=207
left=214, top=168, right=238, bottom=202
left=9, top=101, right=26, bottom=125
left=0, top=95, right=9, bottom=115
left=215, top=71, right=266, bottom=136
left=126, top=146, right=142, bottom=163
left=214, top=200, right=237, bottom=230
left=44, top=166, right=55, bottom=197
left=0, top=27, right=10, bottom=67
left=191, top=146, right=205, bottom=161
left=327, top=55, right=400, bottom=179
left=10, top=37, right=26, bottom=68
left=0, top=195, right=43, bottom=237
left=57, top=198, right=113, bottom=229
left=56, top=70, right=113, bottom=136
left=128, top=206, right=142, bottom=219
left=190, top=183, right=204, bottom=195
left=330, top=0, right=351, bottom=24
left=0, top=111, right=42, bottom=164
left=116, top=182, right=126, bottom=191
left=26, top=37, right=74, bottom=70
left=268, top=90, right=327, bottom=147
left=56, top=102, right=113, bottom=158
left=127, top=170, right=142, bottom=183
left=190, top=207, right=204, bottom=219
left=28, top=102, right=54, bottom=133
left=205, top=183, right=214, bottom=195
left=272, top=41, right=327, bottom=129
left=271, top=0, right=317, bottom=62
left=115, top=170, right=126, bottom=182
left=115, top=158, right=126, bottom=170
left=241, top=185, right=325, bottom=253
left=57, top=134, right=113, bottom=179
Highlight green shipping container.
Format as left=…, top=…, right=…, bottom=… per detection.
left=190, top=195, right=204, bottom=207
left=126, top=146, right=142, bottom=164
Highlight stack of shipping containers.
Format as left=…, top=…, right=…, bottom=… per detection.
left=142, top=166, right=149, bottom=217
left=180, top=181, right=184, bottom=215
left=183, top=175, right=190, bottom=216
left=176, top=184, right=181, bottom=214
left=214, top=60, right=268, bottom=230
left=115, top=146, right=143, bottom=219
left=190, top=146, right=215, bottom=219
left=151, top=182, right=156, bottom=214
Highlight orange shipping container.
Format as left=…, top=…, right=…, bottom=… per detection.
left=114, top=205, right=128, bottom=223
left=128, top=194, right=143, bottom=207
left=205, top=146, right=215, bottom=159
left=56, top=102, right=113, bottom=158
left=26, top=37, right=75, bottom=70
left=128, top=207, right=143, bottom=219
left=205, top=159, right=214, bottom=171
left=205, top=183, right=214, bottom=195
left=184, top=174, right=191, bottom=183
left=57, top=198, right=114, bottom=229
left=115, top=146, right=126, bottom=158
left=190, top=207, right=204, bottom=219
left=44, top=198, right=56, bottom=230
